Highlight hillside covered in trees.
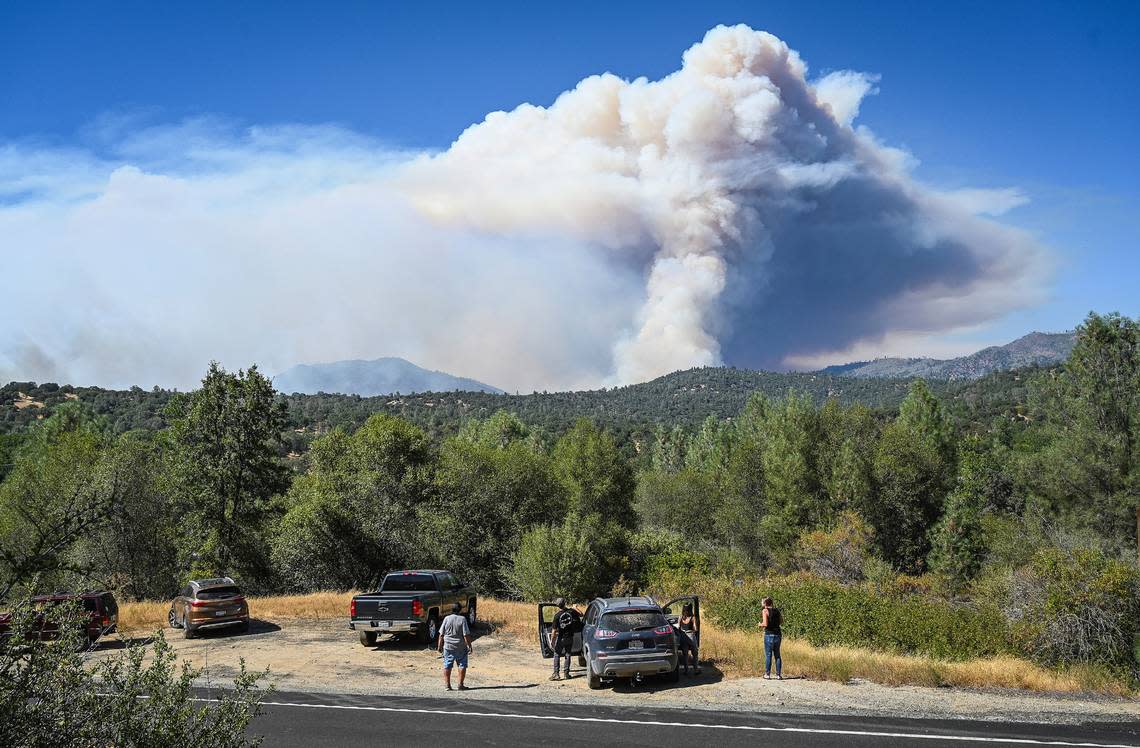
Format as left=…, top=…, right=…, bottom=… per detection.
left=1, top=361, right=1042, bottom=455
left=1, top=313, right=1137, bottom=681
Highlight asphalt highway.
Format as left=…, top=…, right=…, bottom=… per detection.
left=228, top=689, right=1140, bottom=747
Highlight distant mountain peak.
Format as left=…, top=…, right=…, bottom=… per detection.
left=273, top=357, right=503, bottom=396
left=816, top=331, right=1076, bottom=380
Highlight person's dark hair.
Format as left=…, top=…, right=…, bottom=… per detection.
left=762, top=597, right=773, bottom=607
left=682, top=603, right=693, bottom=614
left=554, top=597, right=567, bottom=608
left=451, top=602, right=462, bottom=614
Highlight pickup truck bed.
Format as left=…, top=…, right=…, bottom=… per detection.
left=349, top=570, right=476, bottom=646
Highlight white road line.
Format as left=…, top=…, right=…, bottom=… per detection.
left=225, top=698, right=1139, bottom=748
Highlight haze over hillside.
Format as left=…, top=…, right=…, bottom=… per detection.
left=817, top=332, right=1075, bottom=380
left=273, top=357, right=503, bottom=396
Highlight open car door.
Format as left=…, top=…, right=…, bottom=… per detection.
left=538, top=603, right=557, bottom=658
left=538, top=603, right=585, bottom=657
left=661, top=596, right=700, bottom=640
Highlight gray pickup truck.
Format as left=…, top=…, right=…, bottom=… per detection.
left=349, top=570, right=476, bottom=646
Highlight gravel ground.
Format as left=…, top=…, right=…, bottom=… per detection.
left=91, top=618, right=1140, bottom=725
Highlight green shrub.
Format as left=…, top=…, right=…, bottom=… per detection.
left=506, top=513, right=627, bottom=602
left=794, top=512, right=874, bottom=583
left=1005, top=547, right=1140, bottom=672
left=714, top=574, right=1011, bottom=660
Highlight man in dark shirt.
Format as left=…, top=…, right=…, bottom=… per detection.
left=547, top=597, right=581, bottom=681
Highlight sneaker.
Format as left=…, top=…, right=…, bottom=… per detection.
left=446, top=685, right=453, bottom=691
left=563, top=672, right=572, bottom=679
left=777, top=675, right=783, bottom=680
left=763, top=674, right=771, bottom=680
left=549, top=673, right=562, bottom=681
left=457, top=685, right=470, bottom=691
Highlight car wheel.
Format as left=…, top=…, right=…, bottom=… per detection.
left=420, top=613, right=439, bottom=645
left=168, top=608, right=180, bottom=629
left=667, top=662, right=680, bottom=683
left=182, top=614, right=195, bottom=639
left=577, top=653, right=587, bottom=668
left=466, top=600, right=477, bottom=627
left=236, top=619, right=250, bottom=634
left=587, top=663, right=603, bottom=690
left=359, top=630, right=378, bottom=647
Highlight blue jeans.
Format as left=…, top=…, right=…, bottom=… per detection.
left=764, top=633, right=782, bottom=676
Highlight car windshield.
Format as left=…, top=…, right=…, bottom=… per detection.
left=381, top=575, right=436, bottom=592
left=196, top=586, right=241, bottom=600
left=600, top=610, right=666, bottom=632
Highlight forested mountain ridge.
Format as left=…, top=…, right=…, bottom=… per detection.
left=2, top=364, right=1044, bottom=448
left=818, top=332, right=1076, bottom=380
left=273, top=356, right=503, bottom=396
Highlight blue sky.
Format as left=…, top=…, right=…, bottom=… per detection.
left=1, top=1, right=1138, bottom=387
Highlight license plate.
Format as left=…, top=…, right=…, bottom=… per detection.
left=628, top=640, right=644, bottom=650
left=214, top=611, right=226, bottom=617
left=380, top=621, right=391, bottom=628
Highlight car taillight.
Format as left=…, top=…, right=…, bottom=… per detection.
left=654, top=626, right=672, bottom=635
left=190, top=600, right=205, bottom=608
left=595, top=629, right=617, bottom=639
left=102, top=615, right=111, bottom=626
left=350, top=599, right=357, bottom=617
left=412, top=600, right=423, bottom=617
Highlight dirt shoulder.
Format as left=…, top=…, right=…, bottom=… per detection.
left=91, top=617, right=1140, bottom=725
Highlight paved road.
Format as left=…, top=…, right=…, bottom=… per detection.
left=230, top=689, right=1140, bottom=747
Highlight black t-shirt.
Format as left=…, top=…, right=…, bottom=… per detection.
left=764, top=607, right=782, bottom=636
left=553, top=608, right=582, bottom=639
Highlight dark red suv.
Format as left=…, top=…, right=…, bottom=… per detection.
left=0, top=591, right=119, bottom=648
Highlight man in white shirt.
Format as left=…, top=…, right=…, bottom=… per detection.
left=437, top=602, right=473, bottom=691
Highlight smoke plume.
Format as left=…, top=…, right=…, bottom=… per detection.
left=399, top=24, right=1048, bottom=381
left=0, top=25, right=1049, bottom=391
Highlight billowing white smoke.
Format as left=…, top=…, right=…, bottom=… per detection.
left=399, top=24, right=1047, bottom=382
left=0, top=25, right=1049, bottom=391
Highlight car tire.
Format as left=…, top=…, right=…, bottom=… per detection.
left=168, top=609, right=180, bottom=629
left=577, top=653, right=586, bottom=668
left=420, top=613, right=439, bottom=645
left=360, top=630, right=378, bottom=647
left=667, top=662, right=680, bottom=683
left=466, top=600, right=477, bottom=627
left=236, top=619, right=250, bottom=634
left=587, top=663, right=603, bottom=690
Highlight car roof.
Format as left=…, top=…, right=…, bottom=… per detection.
left=384, top=570, right=448, bottom=576
left=594, top=596, right=662, bottom=612
left=190, top=577, right=237, bottom=590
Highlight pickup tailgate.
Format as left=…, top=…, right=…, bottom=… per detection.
left=353, top=595, right=417, bottom=620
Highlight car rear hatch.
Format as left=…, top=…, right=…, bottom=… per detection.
left=190, top=586, right=246, bottom=621
left=595, top=609, right=675, bottom=658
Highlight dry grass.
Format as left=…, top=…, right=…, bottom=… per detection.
left=479, top=598, right=535, bottom=639
left=700, top=623, right=1133, bottom=696
left=117, top=593, right=1132, bottom=696
left=118, top=591, right=356, bottom=632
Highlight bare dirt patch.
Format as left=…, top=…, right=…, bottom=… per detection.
left=91, top=616, right=1140, bottom=725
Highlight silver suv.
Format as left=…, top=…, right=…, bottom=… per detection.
left=539, top=595, right=699, bottom=689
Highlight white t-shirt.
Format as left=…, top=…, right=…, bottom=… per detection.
left=439, top=613, right=470, bottom=652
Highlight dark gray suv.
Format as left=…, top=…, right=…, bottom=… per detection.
left=539, top=596, right=699, bottom=689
